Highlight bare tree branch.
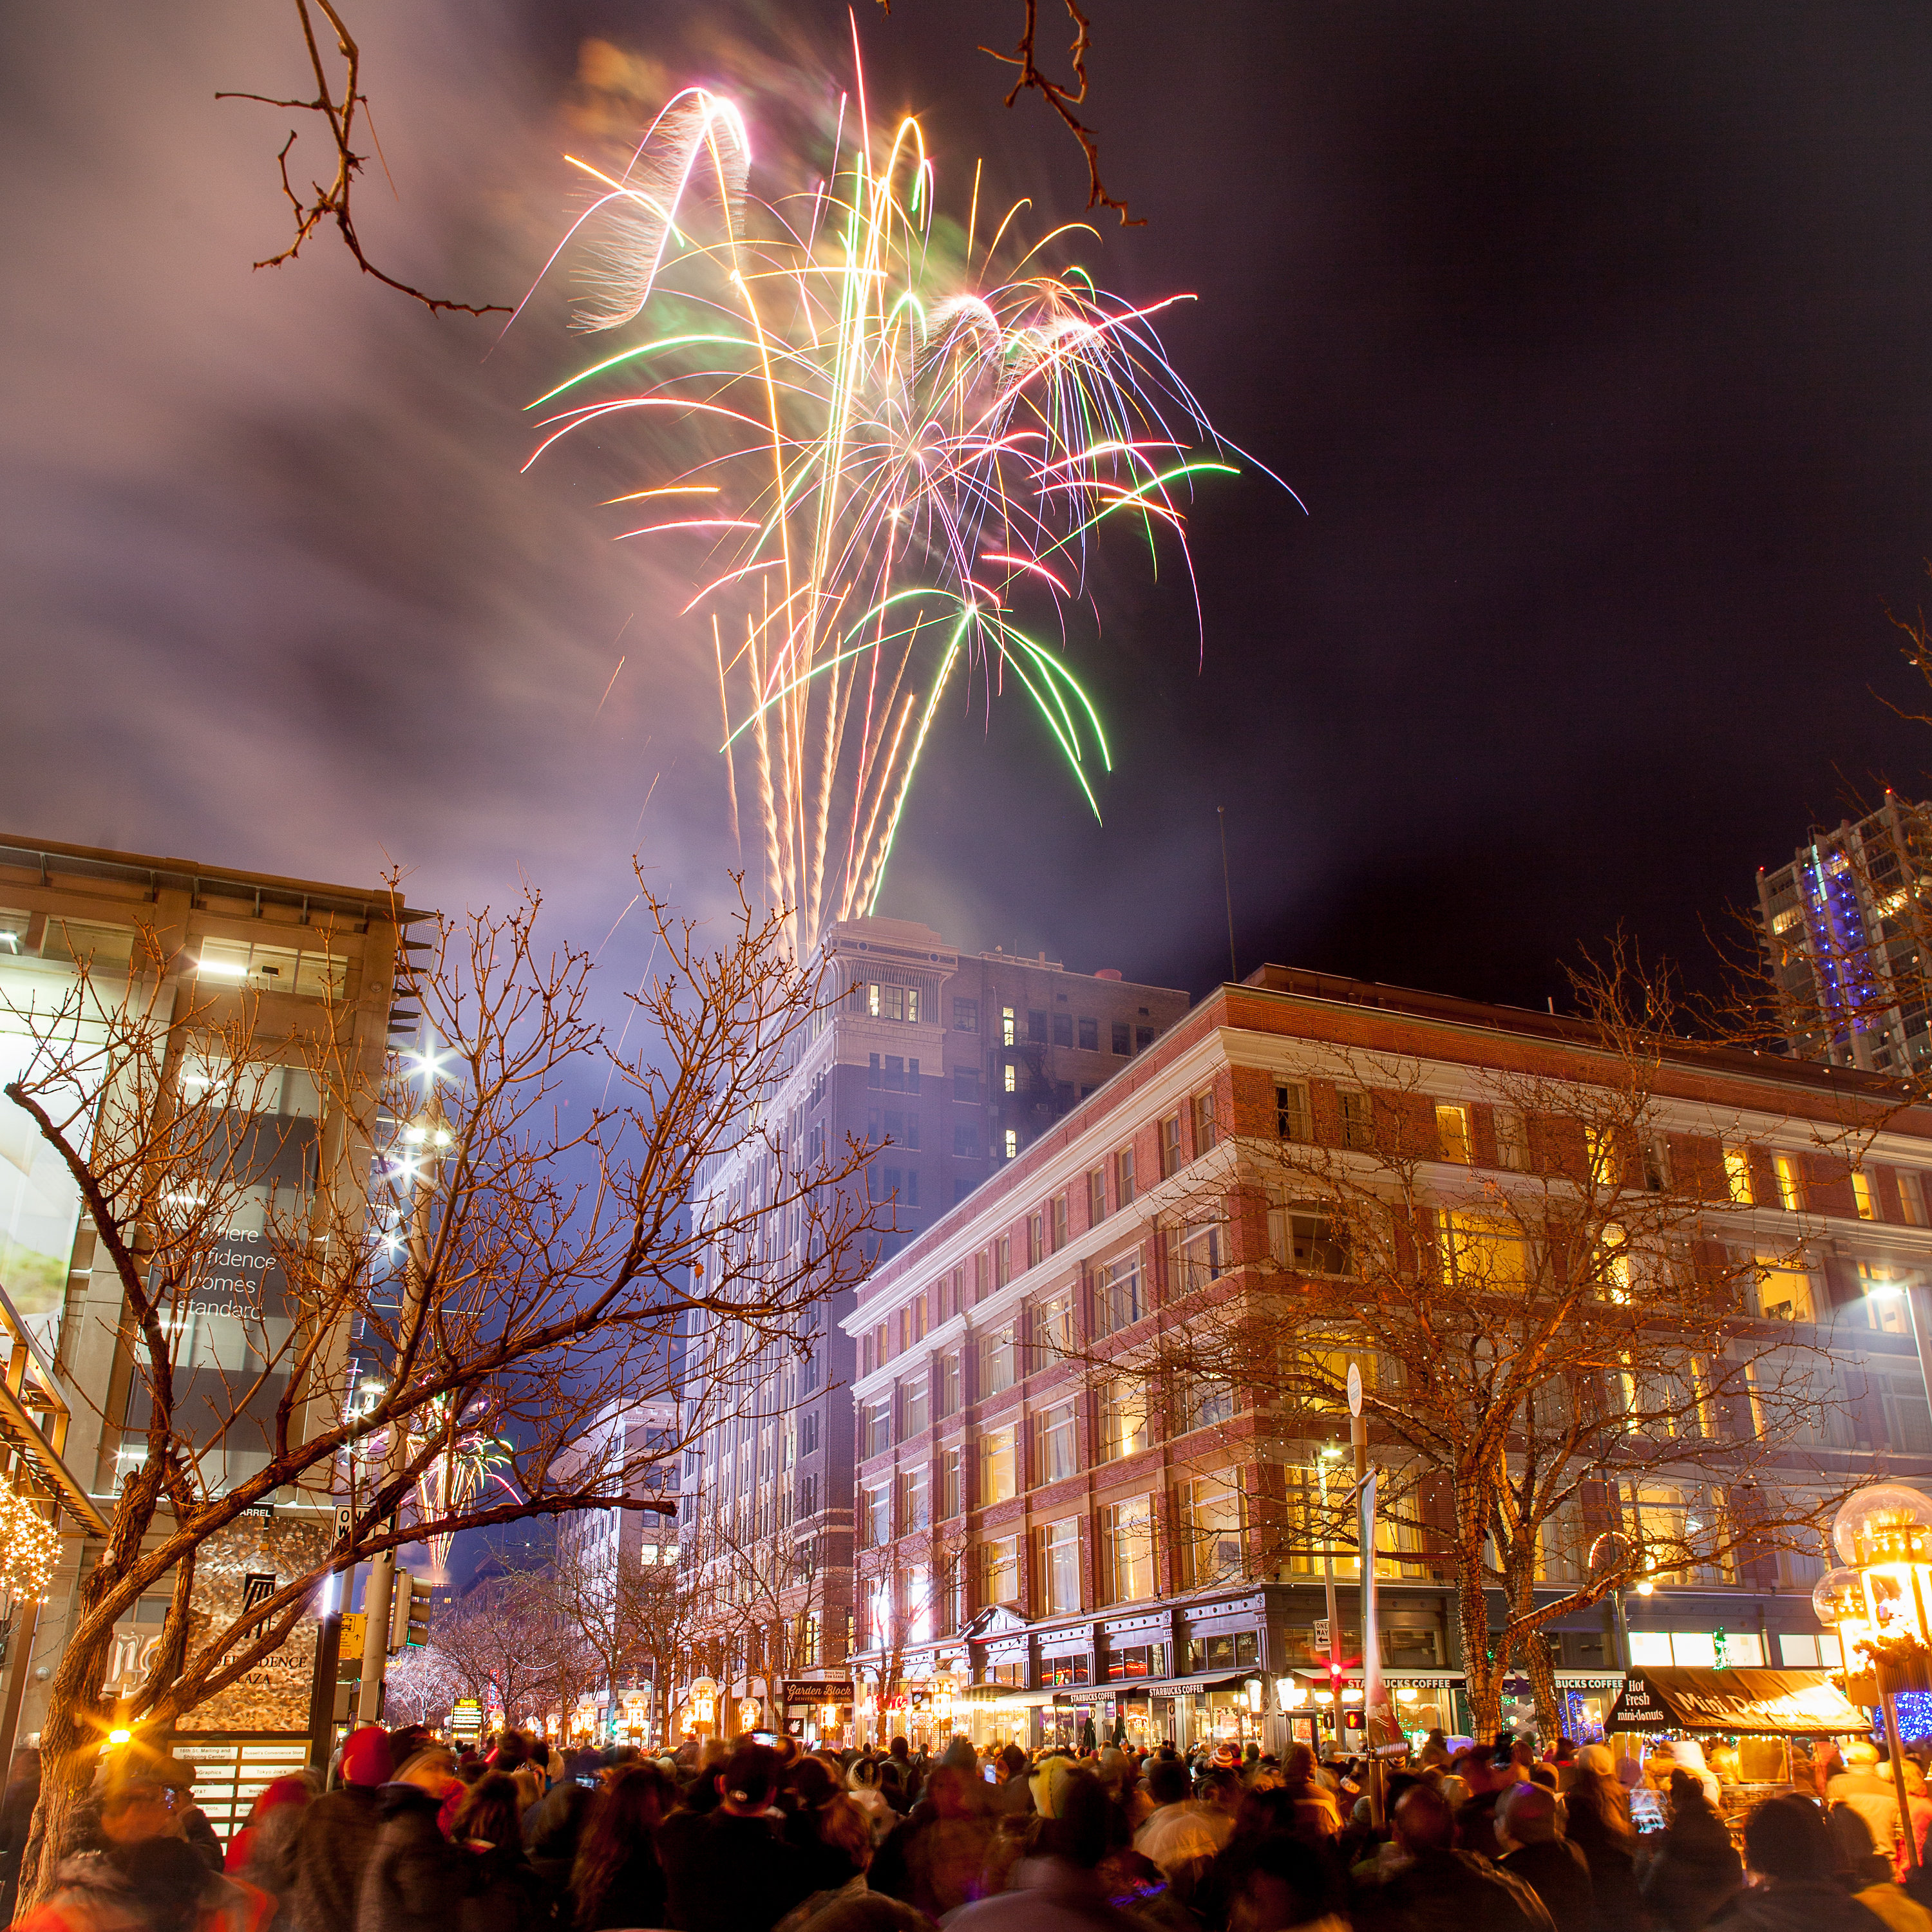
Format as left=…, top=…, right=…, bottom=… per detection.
left=218, top=0, right=509, bottom=317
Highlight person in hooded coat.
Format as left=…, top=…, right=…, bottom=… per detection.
left=293, top=1727, right=391, bottom=1932
left=1709, top=1795, right=1888, bottom=1932
left=1638, top=1771, right=1741, bottom=1932
left=1657, top=1743, right=1721, bottom=1811
left=357, top=1748, right=473, bottom=1932
left=223, top=1776, right=314, bottom=1932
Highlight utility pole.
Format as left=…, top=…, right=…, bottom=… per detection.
left=1349, top=1361, right=1384, bottom=1825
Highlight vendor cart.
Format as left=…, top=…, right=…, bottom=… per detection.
left=1606, top=1666, right=1868, bottom=1823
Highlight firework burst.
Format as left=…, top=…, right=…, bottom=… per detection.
left=520, top=52, right=1273, bottom=956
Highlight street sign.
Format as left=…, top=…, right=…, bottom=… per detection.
left=1313, top=1618, right=1331, bottom=1651
left=1346, top=1363, right=1363, bottom=1418
left=334, top=1506, right=354, bottom=1546
left=339, top=1611, right=366, bottom=1662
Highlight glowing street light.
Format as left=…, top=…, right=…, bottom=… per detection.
left=1815, top=1482, right=1932, bottom=1872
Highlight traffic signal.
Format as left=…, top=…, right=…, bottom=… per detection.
left=389, top=1571, right=431, bottom=1654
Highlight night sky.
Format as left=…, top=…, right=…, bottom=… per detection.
left=6, top=3, right=1932, bottom=1012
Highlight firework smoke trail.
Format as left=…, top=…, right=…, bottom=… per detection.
left=522, top=53, right=1283, bottom=958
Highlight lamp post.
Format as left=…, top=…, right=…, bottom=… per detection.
left=1815, top=1482, right=1932, bottom=1873
left=357, top=1034, right=458, bottom=1724
left=1316, top=1444, right=1345, bottom=1752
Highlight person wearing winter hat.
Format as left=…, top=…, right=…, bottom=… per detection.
left=223, top=1774, right=314, bottom=1930
left=1659, top=1738, right=1722, bottom=1810
left=1832, top=1741, right=1906, bottom=1862
left=64, top=1747, right=220, bottom=1877
left=292, top=1728, right=391, bottom=1932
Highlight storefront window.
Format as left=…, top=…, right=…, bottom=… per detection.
left=1043, top=1653, right=1091, bottom=1687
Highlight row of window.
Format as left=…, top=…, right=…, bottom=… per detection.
left=859, top=1092, right=1224, bottom=1378
left=858, top=1372, right=1238, bottom=1526
left=976, top=1636, right=1260, bottom=1690
left=1280, top=1079, right=1932, bottom=1227
left=0, top=913, right=352, bottom=999
left=952, top=999, right=1152, bottom=1056
left=858, top=1481, right=1245, bottom=1637
left=860, top=1223, right=1226, bottom=1394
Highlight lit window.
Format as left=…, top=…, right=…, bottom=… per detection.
left=1101, top=1495, right=1157, bottom=1603
left=198, top=937, right=345, bottom=999
left=1003, top=1062, right=1018, bottom=1094
left=1001, top=1007, right=1017, bottom=1048
left=1723, top=1148, right=1754, bottom=1205
left=978, top=1425, right=1018, bottom=1504
left=1435, top=1105, right=1471, bottom=1164
left=1037, top=1520, right=1081, bottom=1615
left=1003, top=1128, right=1018, bottom=1159
left=1902, top=1173, right=1928, bottom=1226
left=1755, top=1260, right=1815, bottom=1323
left=1099, top=1378, right=1152, bottom=1461
left=1853, top=1171, right=1877, bottom=1220
left=980, top=1535, right=1019, bottom=1609
left=1774, top=1155, right=1801, bottom=1211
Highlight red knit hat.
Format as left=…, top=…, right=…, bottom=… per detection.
left=341, top=1726, right=393, bottom=1787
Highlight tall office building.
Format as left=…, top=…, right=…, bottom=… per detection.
left=0, top=832, right=422, bottom=1810
left=1758, top=793, right=1932, bottom=1075
left=676, top=915, right=1188, bottom=1742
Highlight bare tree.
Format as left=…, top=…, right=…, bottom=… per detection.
left=4, top=876, right=877, bottom=1904
left=853, top=1519, right=971, bottom=1742
left=382, top=1640, right=464, bottom=1730
left=430, top=1569, right=585, bottom=1730
left=1117, top=945, right=1862, bottom=1738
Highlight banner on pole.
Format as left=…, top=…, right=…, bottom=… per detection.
left=1359, top=1470, right=1400, bottom=1747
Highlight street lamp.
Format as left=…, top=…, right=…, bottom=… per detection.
left=1815, top=1482, right=1932, bottom=1872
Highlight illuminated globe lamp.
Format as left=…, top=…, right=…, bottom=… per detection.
left=1827, top=1483, right=1932, bottom=1873
left=1834, top=1484, right=1932, bottom=1682
left=1814, top=1567, right=1873, bottom=1689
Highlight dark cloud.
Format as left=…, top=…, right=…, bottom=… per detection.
left=4, top=3, right=1931, bottom=1008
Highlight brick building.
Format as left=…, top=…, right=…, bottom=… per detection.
left=840, top=965, right=1932, bottom=1755
left=676, top=916, right=1186, bottom=1742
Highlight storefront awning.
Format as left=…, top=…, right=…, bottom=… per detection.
left=1607, top=1668, right=1865, bottom=1736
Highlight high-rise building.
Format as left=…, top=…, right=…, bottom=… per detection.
left=0, top=832, right=424, bottom=1794
left=1757, top=793, right=1932, bottom=1074
left=675, top=916, right=1187, bottom=1743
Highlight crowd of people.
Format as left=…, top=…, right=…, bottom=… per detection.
left=6, top=1722, right=1932, bottom=1932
